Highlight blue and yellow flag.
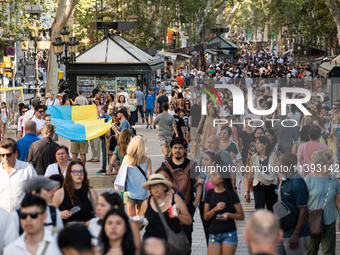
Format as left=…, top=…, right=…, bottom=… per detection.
left=46, top=105, right=111, bottom=141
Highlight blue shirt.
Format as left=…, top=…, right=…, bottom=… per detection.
left=144, top=93, right=156, bottom=109
left=135, top=91, right=145, bottom=106
left=154, top=86, right=160, bottom=94
left=281, top=173, right=311, bottom=237
left=16, top=133, right=40, bottom=161
left=304, top=174, right=340, bottom=225
left=126, top=160, right=149, bottom=200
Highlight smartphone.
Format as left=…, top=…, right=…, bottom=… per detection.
left=216, top=214, right=224, bottom=218
left=70, top=206, right=81, bottom=214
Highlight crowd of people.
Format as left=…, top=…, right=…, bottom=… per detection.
left=0, top=48, right=340, bottom=255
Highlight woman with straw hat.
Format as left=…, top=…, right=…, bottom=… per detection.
left=138, top=174, right=192, bottom=241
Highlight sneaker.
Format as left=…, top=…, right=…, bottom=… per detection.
left=149, top=126, right=153, bottom=130
left=96, top=170, right=106, bottom=174
left=146, top=124, right=149, bottom=129
left=250, top=191, right=254, bottom=200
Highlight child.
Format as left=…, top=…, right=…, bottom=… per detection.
left=1, top=102, right=8, bottom=138
left=179, top=109, right=190, bottom=142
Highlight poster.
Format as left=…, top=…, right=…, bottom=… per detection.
left=116, top=77, right=136, bottom=93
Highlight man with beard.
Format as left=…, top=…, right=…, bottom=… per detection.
left=161, top=137, right=202, bottom=255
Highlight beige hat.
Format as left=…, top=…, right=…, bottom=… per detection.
left=142, top=174, right=173, bottom=190
left=45, top=93, right=50, bottom=98
left=57, top=94, right=62, bottom=98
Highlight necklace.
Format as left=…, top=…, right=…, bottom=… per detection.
left=109, top=247, right=122, bottom=252
left=157, top=196, right=166, bottom=207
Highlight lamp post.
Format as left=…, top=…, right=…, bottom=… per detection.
left=21, top=29, right=51, bottom=98
left=52, top=27, right=79, bottom=79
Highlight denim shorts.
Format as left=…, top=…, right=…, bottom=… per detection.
left=208, top=231, right=238, bottom=245
left=145, top=108, right=154, bottom=117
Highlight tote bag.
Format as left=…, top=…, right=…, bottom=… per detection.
left=114, top=163, right=128, bottom=192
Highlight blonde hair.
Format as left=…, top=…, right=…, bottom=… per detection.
left=311, top=151, right=332, bottom=167
left=125, top=136, right=146, bottom=166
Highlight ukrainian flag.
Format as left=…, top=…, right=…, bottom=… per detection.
left=46, top=105, right=112, bottom=141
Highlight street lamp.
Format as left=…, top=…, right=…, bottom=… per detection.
left=21, top=29, right=51, bottom=98
left=53, top=27, right=79, bottom=67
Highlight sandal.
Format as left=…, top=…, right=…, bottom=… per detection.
left=87, top=159, right=94, bottom=162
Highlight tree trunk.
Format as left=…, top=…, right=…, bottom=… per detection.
left=45, top=0, right=80, bottom=96
left=155, top=5, right=164, bottom=35
left=195, top=0, right=213, bottom=36
left=223, top=1, right=240, bottom=28
left=324, top=0, right=340, bottom=47
left=276, top=28, right=282, bottom=51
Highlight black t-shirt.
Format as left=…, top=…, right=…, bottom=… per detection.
left=190, top=104, right=202, bottom=128
left=240, top=130, right=255, bottom=157
left=161, top=158, right=197, bottom=204
left=157, top=95, right=169, bottom=110
left=174, top=115, right=185, bottom=138
left=204, top=189, right=240, bottom=234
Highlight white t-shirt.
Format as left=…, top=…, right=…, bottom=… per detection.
left=88, top=217, right=101, bottom=246
left=287, top=112, right=302, bottom=126
left=168, top=109, right=175, bottom=116
left=44, top=162, right=69, bottom=178
left=32, top=116, right=45, bottom=138
left=17, top=116, right=25, bottom=138
left=46, top=98, right=60, bottom=108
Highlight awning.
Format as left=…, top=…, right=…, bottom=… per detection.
left=204, top=49, right=217, bottom=55
left=318, top=62, right=333, bottom=78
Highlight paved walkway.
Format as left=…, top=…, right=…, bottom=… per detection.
left=6, top=118, right=340, bottom=254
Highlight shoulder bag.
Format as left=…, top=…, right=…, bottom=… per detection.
left=88, top=187, right=96, bottom=217
left=273, top=180, right=297, bottom=231
left=154, top=197, right=190, bottom=255
left=308, top=175, right=331, bottom=237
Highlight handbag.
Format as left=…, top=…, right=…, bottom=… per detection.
left=197, top=115, right=207, bottom=135
left=114, top=163, right=128, bottom=192
left=154, top=197, right=190, bottom=255
left=308, top=175, right=331, bottom=237
left=273, top=180, right=297, bottom=231
left=191, top=139, right=200, bottom=159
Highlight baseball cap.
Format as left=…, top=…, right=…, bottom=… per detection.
left=170, top=137, right=188, bottom=149
left=25, top=176, right=59, bottom=194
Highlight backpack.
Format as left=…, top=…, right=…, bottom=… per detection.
left=162, top=160, right=195, bottom=205
left=17, top=205, right=56, bottom=235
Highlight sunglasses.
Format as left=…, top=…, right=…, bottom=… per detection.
left=332, top=107, right=337, bottom=110
left=0, top=152, right=13, bottom=157
left=38, top=110, right=45, bottom=113
left=22, top=110, right=28, bottom=113
left=185, top=103, right=190, bottom=105
left=20, top=211, right=45, bottom=219
left=71, top=170, right=84, bottom=174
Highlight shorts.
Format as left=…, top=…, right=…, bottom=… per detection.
left=105, top=137, right=113, bottom=155
left=70, top=141, right=89, bottom=154
left=145, top=108, right=154, bottom=117
left=123, top=192, right=144, bottom=205
left=208, top=231, right=238, bottom=245
left=157, top=135, right=172, bottom=147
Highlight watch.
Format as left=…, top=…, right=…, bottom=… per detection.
left=233, top=186, right=238, bottom=191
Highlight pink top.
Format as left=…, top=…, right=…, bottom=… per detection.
left=97, top=105, right=103, bottom=116
left=205, top=180, right=216, bottom=192
left=297, top=141, right=330, bottom=175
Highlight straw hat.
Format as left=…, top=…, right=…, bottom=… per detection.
left=142, top=174, right=173, bottom=190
